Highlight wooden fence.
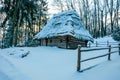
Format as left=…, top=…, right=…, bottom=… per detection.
left=77, top=44, right=120, bottom=72
left=88, top=41, right=118, bottom=47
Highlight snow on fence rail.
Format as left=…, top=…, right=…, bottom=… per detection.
left=77, top=44, right=120, bottom=72
left=88, top=41, right=118, bottom=47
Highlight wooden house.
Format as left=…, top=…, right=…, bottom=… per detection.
left=35, top=10, right=93, bottom=49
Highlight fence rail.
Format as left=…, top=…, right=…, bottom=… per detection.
left=88, top=41, right=119, bottom=47
left=77, top=44, right=120, bottom=72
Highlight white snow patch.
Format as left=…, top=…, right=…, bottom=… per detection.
left=94, top=36, right=117, bottom=42
left=3, top=48, right=30, bottom=58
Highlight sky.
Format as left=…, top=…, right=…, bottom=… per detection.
left=47, top=0, right=60, bottom=16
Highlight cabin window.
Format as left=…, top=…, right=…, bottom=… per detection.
left=60, top=39, right=63, bottom=43
left=50, top=39, right=52, bottom=43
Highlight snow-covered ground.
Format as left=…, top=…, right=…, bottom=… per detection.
left=0, top=36, right=120, bottom=80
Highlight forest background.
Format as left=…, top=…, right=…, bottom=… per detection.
left=0, top=0, right=119, bottom=47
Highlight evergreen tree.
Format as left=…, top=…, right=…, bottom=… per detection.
left=112, top=27, right=120, bottom=42
left=0, top=0, right=48, bottom=47
left=37, top=0, right=48, bottom=31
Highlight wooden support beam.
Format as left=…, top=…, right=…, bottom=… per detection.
left=77, top=45, right=81, bottom=71
left=108, top=45, right=111, bottom=61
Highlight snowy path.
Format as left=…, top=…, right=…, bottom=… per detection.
left=0, top=70, right=11, bottom=80
left=0, top=50, right=28, bottom=80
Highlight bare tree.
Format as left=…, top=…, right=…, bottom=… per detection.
left=51, top=0, right=119, bottom=38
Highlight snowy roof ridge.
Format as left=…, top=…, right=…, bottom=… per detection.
left=53, top=9, right=78, bottom=18
left=35, top=9, right=93, bottom=42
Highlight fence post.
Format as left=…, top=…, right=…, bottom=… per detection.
left=77, top=45, right=81, bottom=71
left=108, top=45, right=111, bottom=61
left=118, top=43, right=120, bottom=55
left=96, top=41, right=98, bottom=47
left=107, top=41, right=109, bottom=47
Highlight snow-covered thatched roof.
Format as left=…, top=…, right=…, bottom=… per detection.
left=35, top=10, right=93, bottom=42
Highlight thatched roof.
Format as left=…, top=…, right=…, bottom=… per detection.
left=35, top=10, right=93, bottom=42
